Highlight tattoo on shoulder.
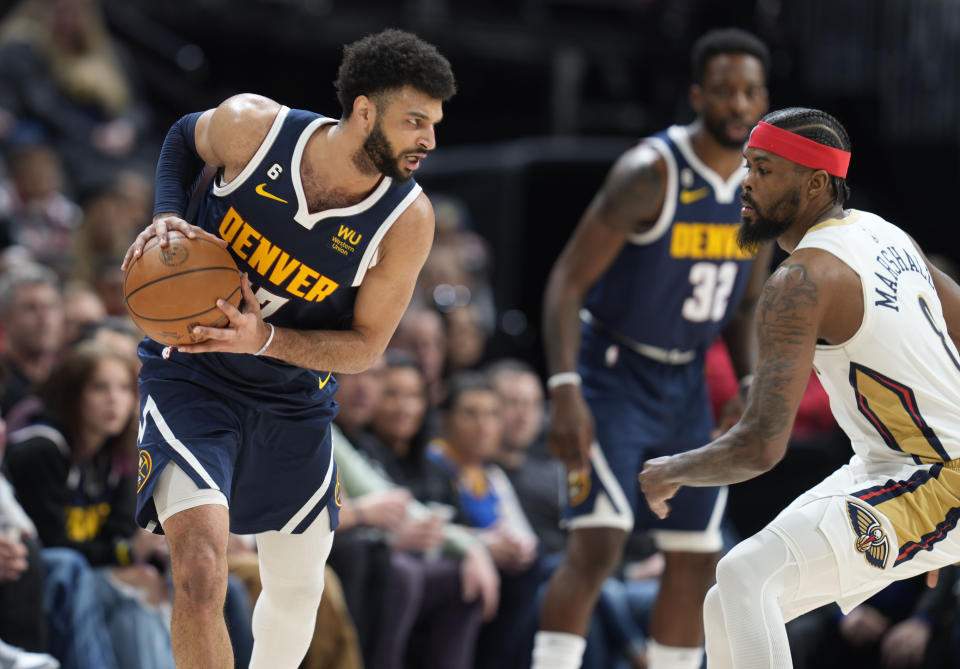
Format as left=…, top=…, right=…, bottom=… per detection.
left=599, top=153, right=663, bottom=229
left=759, top=264, right=818, bottom=345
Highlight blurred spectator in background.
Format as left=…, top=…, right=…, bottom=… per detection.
left=334, top=355, right=387, bottom=442
left=72, top=172, right=147, bottom=286
left=0, top=133, right=81, bottom=275
left=0, top=262, right=62, bottom=413
left=332, top=353, right=493, bottom=668
left=444, top=303, right=488, bottom=374
left=418, top=195, right=496, bottom=334
left=391, top=305, right=448, bottom=408
left=5, top=341, right=175, bottom=668
left=486, top=358, right=566, bottom=558
left=426, top=372, right=539, bottom=669
left=60, top=280, right=106, bottom=345
left=0, top=372, right=58, bottom=668
left=0, top=0, right=154, bottom=185
left=787, top=568, right=957, bottom=669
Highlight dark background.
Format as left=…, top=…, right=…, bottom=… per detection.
left=15, top=0, right=959, bottom=366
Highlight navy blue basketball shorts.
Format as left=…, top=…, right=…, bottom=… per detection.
left=136, top=377, right=341, bottom=535
left=563, top=326, right=726, bottom=552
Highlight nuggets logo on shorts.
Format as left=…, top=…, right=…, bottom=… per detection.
left=137, top=450, right=153, bottom=494
left=846, top=500, right=890, bottom=569
left=567, top=469, right=591, bottom=506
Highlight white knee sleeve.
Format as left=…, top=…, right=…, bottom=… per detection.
left=712, top=530, right=796, bottom=669
left=248, top=509, right=334, bottom=669
left=703, top=585, right=732, bottom=669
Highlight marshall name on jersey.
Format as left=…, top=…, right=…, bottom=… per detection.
left=797, top=210, right=960, bottom=466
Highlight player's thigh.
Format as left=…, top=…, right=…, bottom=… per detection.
left=232, top=409, right=340, bottom=535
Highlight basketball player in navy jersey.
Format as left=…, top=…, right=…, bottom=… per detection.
left=120, top=30, right=456, bottom=669
left=532, top=29, right=772, bottom=669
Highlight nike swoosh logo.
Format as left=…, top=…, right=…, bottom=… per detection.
left=255, top=183, right=288, bottom=204
left=319, top=371, right=332, bottom=390
left=679, top=186, right=710, bottom=205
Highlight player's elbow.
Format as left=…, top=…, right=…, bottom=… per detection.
left=754, top=440, right=788, bottom=474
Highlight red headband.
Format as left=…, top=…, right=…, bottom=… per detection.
left=747, top=122, right=851, bottom=178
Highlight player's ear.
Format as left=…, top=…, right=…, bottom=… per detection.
left=352, top=95, right=376, bottom=130
left=807, top=169, right=830, bottom=200
left=689, top=83, right=703, bottom=115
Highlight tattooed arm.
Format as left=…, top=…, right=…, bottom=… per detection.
left=640, top=248, right=837, bottom=518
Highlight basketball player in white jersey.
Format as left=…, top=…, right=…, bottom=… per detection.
left=640, top=106, right=960, bottom=668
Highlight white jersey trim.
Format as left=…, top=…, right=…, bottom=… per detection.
left=139, top=395, right=220, bottom=491
left=291, top=118, right=394, bottom=229
left=213, top=106, right=290, bottom=197
left=628, top=136, right=677, bottom=245
left=795, top=211, right=871, bottom=352
left=350, top=184, right=422, bottom=287
left=280, top=445, right=336, bottom=533
left=667, top=124, right=745, bottom=203
left=563, top=443, right=635, bottom=531
left=651, top=486, right=727, bottom=553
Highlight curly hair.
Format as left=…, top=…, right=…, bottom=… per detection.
left=761, top=107, right=852, bottom=204
left=335, top=29, right=456, bottom=116
left=691, top=28, right=770, bottom=84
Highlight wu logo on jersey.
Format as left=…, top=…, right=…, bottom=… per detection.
left=331, top=225, right=362, bottom=256
left=846, top=500, right=889, bottom=569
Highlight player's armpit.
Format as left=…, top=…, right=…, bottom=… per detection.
left=196, top=94, right=282, bottom=177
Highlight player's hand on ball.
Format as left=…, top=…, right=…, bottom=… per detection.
left=122, top=214, right=227, bottom=270
left=639, top=456, right=680, bottom=520
left=179, top=273, right=272, bottom=355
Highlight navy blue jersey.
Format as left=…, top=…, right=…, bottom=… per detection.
left=582, top=125, right=755, bottom=354
left=139, top=107, right=422, bottom=411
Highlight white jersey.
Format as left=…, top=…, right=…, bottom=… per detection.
left=795, top=209, right=960, bottom=467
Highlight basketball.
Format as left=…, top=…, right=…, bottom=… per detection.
left=123, top=231, right=242, bottom=346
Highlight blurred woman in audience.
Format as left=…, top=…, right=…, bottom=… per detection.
left=5, top=340, right=174, bottom=668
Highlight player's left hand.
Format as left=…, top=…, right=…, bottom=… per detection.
left=178, top=273, right=272, bottom=355
left=639, top=456, right=681, bottom=520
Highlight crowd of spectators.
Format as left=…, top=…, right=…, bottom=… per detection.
left=3, top=2, right=960, bottom=668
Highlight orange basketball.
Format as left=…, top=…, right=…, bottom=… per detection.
left=123, top=231, right=242, bottom=346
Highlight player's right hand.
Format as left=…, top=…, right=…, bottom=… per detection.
left=545, top=384, right=594, bottom=473
left=121, top=214, right=228, bottom=270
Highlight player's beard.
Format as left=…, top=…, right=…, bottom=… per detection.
left=354, top=120, right=409, bottom=182
left=738, top=189, right=800, bottom=253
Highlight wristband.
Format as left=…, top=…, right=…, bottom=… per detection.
left=547, top=371, right=582, bottom=390
left=254, top=323, right=275, bottom=357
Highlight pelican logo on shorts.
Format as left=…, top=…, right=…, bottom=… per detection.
left=846, top=500, right=889, bottom=569
left=567, top=469, right=591, bottom=506
left=137, top=450, right=153, bottom=494
left=334, top=469, right=343, bottom=508
left=159, top=242, right=188, bottom=267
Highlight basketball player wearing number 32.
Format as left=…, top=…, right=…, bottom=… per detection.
left=640, top=106, right=960, bottom=668
left=119, top=30, right=455, bottom=669
left=534, top=29, right=770, bottom=669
